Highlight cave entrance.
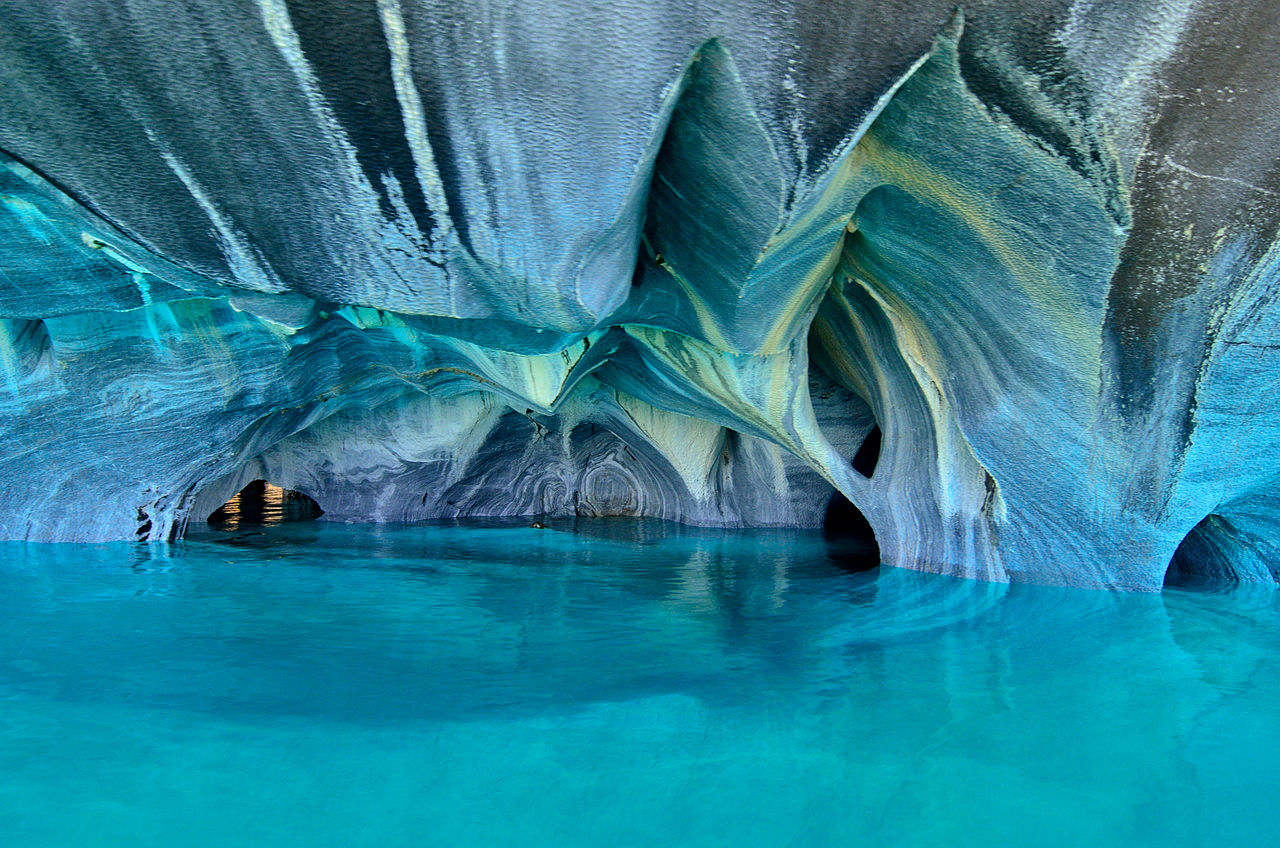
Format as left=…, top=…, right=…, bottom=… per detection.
left=852, top=425, right=881, bottom=478
left=823, top=491, right=881, bottom=574
left=208, top=480, right=322, bottom=529
left=1164, top=514, right=1238, bottom=588
left=822, top=424, right=883, bottom=573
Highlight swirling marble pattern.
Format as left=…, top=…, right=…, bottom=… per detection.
left=2, top=1, right=1279, bottom=588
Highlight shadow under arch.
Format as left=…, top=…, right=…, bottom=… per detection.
left=208, top=479, right=323, bottom=529
left=823, top=489, right=881, bottom=574
left=1164, top=514, right=1242, bottom=588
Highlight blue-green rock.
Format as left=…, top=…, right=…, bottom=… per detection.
left=2, top=1, right=1278, bottom=589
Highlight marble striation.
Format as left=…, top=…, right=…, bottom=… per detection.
left=2, top=0, right=1279, bottom=589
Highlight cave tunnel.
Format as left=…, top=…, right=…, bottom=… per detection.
left=823, top=492, right=881, bottom=573
left=208, top=480, right=323, bottom=529
left=823, top=426, right=883, bottom=573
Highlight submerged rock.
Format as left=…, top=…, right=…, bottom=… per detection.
left=1, top=0, right=1278, bottom=589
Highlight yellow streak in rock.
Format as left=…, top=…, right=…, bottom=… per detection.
left=615, top=390, right=723, bottom=501
left=857, top=130, right=1100, bottom=382
left=659, top=263, right=735, bottom=351
left=755, top=229, right=848, bottom=355
left=856, top=278, right=999, bottom=521
left=739, top=43, right=939, bottom=357
left=809, top=290, right=876, bottom=403
left=623, top=325, right=865, bottom=500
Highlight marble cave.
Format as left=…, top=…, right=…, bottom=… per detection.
left=3, top=0, right=1280, bottom=591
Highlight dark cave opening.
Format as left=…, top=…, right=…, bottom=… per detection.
left=1164, top=514, right=1239, bottom=588
left=823, top=491, right=881, bottom=574
left=208, top=480, right=323, bottom=529
left=852, top=425, right=881, bottom=478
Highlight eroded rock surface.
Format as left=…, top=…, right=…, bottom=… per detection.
left=2, top=0, right=1279, bottom=588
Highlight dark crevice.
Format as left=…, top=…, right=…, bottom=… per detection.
left=852, top=425, right=881, bottom=478
left=823, top=491, right=880, bottom=574
left=135, top=508, right=152, bottom=540
left=1164, top=514, right=1239, bottom=588
left=208, top=479, right=322, bottom=528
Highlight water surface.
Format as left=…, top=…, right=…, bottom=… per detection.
left=1, top=521, right=1277, bottom=846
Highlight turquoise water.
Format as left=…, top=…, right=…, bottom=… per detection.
left=1, top=520, right=1277, bottom=847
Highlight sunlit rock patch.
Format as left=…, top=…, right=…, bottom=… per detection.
left=2, top=1, right=1278, bottom=589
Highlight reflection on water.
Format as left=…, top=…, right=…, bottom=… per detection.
left=0, top=520, right=1277, bottom=847
left=208, top=479, right=322, bottom=528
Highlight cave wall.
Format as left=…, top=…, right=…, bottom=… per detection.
left=2, top=0, right=1279, bottom=589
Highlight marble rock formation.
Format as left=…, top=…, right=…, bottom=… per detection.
left=2, top=0, right=1279, bottom=589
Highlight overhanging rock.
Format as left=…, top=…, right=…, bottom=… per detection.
left=2, top=0, right=1279, bottom=589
